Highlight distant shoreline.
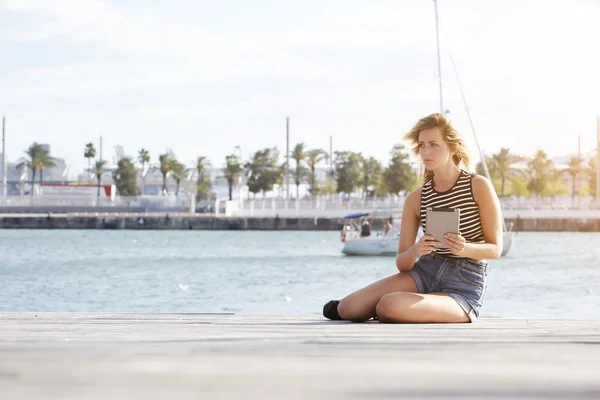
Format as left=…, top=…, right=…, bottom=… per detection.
left=0, top=213, right=599, bottom=232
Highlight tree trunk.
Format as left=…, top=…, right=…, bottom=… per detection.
left=88, top=158, right=91, bottom=180
left=572, top=175, right=576, bottom=208
left=500, top=175, right=505, bottom=197
left=228, top=180, right=233, bottom=201
left=141, top=162, right=146, bottom=195
left=97, top=178, right=101, bottom=200
left=162, top=174, right=167, bottom=195
left=30, top=169, right=36, bottom=197
left=311, top=167, right=316, bottom=198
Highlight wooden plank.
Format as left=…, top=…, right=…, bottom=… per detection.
left=1, top=313, right=599, bottom=399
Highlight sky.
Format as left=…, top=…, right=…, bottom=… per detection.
left=0, top=0, right=599, bottom=175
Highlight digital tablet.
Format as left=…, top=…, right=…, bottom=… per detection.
left=425, top=207, right=460, bottom=248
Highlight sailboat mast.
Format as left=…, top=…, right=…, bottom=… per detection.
left=433, top=0, right=444, bottom=113
left=432, top=1, right=507, bottom=234
left=433, top=0, right=492, bottom=179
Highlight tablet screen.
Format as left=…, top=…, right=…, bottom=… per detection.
left=425, top=207, right=460, bottom=248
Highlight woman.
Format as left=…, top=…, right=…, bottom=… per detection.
left=383, top=219, right=392, bottom=235
left=323, top=113, right=503, bottom=323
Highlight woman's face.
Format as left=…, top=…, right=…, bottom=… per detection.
left=418, top=127, right=452, bottom=170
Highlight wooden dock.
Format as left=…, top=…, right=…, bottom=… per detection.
left=1, top=313, right=599, bottom=399
left=2, top=212, right=600, bottom=231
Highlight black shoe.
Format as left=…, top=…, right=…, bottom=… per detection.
left=323, top=300, right=343, bottom=320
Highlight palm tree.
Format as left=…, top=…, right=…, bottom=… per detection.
left=476, top=154, right=497, bottom=178
left=492, top=148, right=518, bottom=197
left=527, top=150, right=554, bottom=201
left=223, top=154, right=243, bottom=201
left=565, top=155, right=584, bottom=207
left=16, top=143, right=47, bottom=197
left=587, top=155, right=597, bottom=198
left=92, top=160, right=107, bottom=200
left=196, top=156, right=211, bottom=200
left=158, top=153, right=174, bottom=195
left=291, top=143, right=306, bottom=199
left=38, top=150, right=56, bottom=187
left=137, top=148, right=150, bottom=194
left=170, top=159, right=185, bottom=196
left=84, top=143, right=96, bottom=180
left=305, top=149, right=327, bottom=197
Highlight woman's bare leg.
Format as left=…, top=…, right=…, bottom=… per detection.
left=375, top=292, right=469, bottom=323
left=337, top=273, right=418, bottom=322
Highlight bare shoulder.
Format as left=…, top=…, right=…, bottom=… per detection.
left=471, top=174, right=498, bottom=204
left=404, top=187, right=423, bottom=217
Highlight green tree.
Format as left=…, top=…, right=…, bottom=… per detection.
left=360, top=156, right=382, bottom=199
left=305, top=149, right=327, bottom=197
left=586, top=155, right=597, bottom=198
left=84, top=143, right=96, bottom=180
left=565, top=155, right=584, bottom=207
left=333, top=151, right=362, bottom=194
left=158, top=153, right=174, bottom=195
left=17, top=143, right=55, bottom=196
left=291, top=143, right=308, bottom=199
left=170, top=158, right=185, bottom=196
left=319, top=177, right=337, bottom=196
left=37, top=149, right=56, bottom=187
left=542, top=173, right=569, bottom=205
left=509, top=175, right=529, bottom=206
left=92, top=159, right=107, bottom=199
left=475, top=154, right=504, bottom=193
left=223, top=154, right=243, bottom=201
left=492, top=148, right=518, bottom=197
left=476, top=154, right=497, bottom=178
left=373, top=173, right=390, bottom=197
left=245, top=148, right=282, bottom=197
left=113, top=157, right=139, bottom=196
left=196, top=156, right=211, bottom=201
left=527, top=150, right=554, bottom=200
left=407, top=173, right=422, bottom=192
left=137, top=148, right=150, bottom=194
left=382, top=144, right=417, bottom=195
left=579, top=185, right=591, bottom=198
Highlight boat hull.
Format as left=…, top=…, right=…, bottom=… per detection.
left=342, top=231, right=516, bottom=257
left=341, top=235, right=400, bottom=256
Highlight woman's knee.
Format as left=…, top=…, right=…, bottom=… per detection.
left=375, top=292, right=417, bottom=323
left=337, top=296, right=371, bottom=322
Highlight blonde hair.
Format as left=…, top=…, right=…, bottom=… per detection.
left=403, top=113, right=472, bottom=183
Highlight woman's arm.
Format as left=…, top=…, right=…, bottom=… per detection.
left=395, top=189, right=422, bottom=272
left=445, top=175, right=503, bottom=260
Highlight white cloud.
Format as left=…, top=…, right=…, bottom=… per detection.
left=0, top=0, right=598, bottom=174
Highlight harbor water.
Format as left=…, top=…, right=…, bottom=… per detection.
left=1, top=230, right=599, bottom=320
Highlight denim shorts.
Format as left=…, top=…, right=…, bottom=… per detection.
left=408, top=252, right=488, bottom=322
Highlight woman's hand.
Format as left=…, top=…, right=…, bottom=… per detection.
left=411, top=234, right=442, bottom=257
left=444, top=232, right=467, bottom=256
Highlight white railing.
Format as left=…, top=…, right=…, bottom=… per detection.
left=220, top=195, right=600, bottom=218
left=220, top=196, right=406, bottom=218
left=1, top=193, right=599, bottom=217
left=0, top=194, right=195, bottom=212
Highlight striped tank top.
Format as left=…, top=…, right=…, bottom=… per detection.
left=420, top=170, right=485, bottom=259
